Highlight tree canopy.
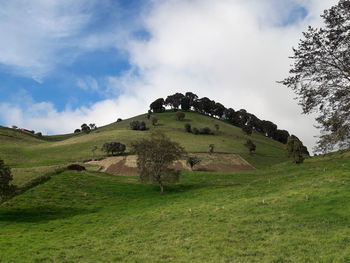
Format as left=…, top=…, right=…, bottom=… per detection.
left=131, top=132, right=185, bottom=193
left=281, top=0, right=350, bottom=152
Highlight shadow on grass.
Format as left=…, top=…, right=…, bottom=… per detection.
left=0, top=206, right=96, bottom=223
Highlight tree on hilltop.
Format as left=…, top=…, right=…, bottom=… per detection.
left=287, top=136, right=305, bottom=164
left=281, top=0, right=350, bottom=152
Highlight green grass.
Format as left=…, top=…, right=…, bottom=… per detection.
left=0, top=152, right=349, bottom=262
left=0, top=111, right=288, bottom=172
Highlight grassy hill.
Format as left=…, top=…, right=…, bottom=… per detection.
left=0, top=111, right=288, bottom=178
left=0, top=151, right=349, bottom=262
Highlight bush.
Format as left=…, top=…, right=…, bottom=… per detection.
left=130, top=121, right=147, bottom=131
left=184, top=123, right=192, bottom=133
left=176, top=112, right=185, bottom=121
left=74, top=129, right=81, bottom=133
left=244, top=139, right=256, bottom=154
left=102, top=142, right=126, bottom=156
left=209, top=144, right=215, bottom=154
left=192, top=127, right=199, bottom=135
left=116, top=118, right=122, bottom=122
left=199, top=127, right=213, bottom=135
left=67, top=164, right=86, bottom=171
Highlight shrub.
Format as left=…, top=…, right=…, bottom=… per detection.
left=116, top=118, right=122, bottom=122
left=209, top=144, right=215, bottom=154
left=199, top=127, right=213, bottom=135
left=244, top=139, right=256, bottom=154
left=184, top=123, right=192, bottom=133
left=67, top=164, right=86, bottom=171
left=192, top=127, right=199, bottom=135
left=102, top=142, right=126, bottom=156
left=176, top=112, right=185, bottom=121
left=0, top=159, right=16, bottom=202
left=130, top=121, right=147, bottom=131
left=74, top=129, right=81, bottom=133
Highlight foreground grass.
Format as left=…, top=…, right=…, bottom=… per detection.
left=1, top=154, right=349, bottom=262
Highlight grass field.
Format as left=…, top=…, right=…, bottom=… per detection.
left=0, top=111, right=288, bottom=171
left=0, top=151, right=349, bottom=262
left=2, top=111, right=347, bottom=262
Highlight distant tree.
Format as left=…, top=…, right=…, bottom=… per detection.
left=150, top=98, right=165, bottom=113
left=185, top=92, right=198, bottom=107
left=131, top=132, right=186, bottom=193
left=165, top=93, right=185, bottom=110
left=244, top=139, right=256, bottom=154
left=273, top=129, right=290, bottom=144
left=209, top=144, right=215, bottom=154
left=213, top=102, right=226, bottom=119
left=11, top=125, right=18, bottom=129
left=0, top=159, right=16, bottom=202
left=281, top=0, right=350, bottom=152
left=261, top=120, right=277, bottom=137
left=187, top=156, right=201, bottom=170
left=89, top=123, right=97, bottom=130
left=286, top=136, right=305, bottom=164
left=180, top=97, right=191, bottom=111
left=152, top=117, right=158, bottom=126
left=102, top=142, right=126, bottom=156
left=184, top=123, right=192, bottom=133
left=116, top=118, right=122, bottom=122
left=74, top=129, right=81, bottom=133
left=81, top=124, right=91, bottom=134
left=176, top=112, right=185, bottom=121
left=35, top=132, right=42, bottom=137
left=130, top=121, right=147, bottom=131
left=242, top=125, right=253, bottom=135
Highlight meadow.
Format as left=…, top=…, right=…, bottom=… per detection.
left=1, top=111, right=349, bottom=262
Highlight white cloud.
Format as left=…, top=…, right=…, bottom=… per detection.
left=0, top=0, right=131, bottom=80
left=0, top=0, right=339, bottom=152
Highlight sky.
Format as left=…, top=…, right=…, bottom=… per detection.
left=0, top=0, right=339, bottom=152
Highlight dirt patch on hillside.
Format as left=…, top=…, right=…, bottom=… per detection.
left=88, top=153, right=255, bottom=176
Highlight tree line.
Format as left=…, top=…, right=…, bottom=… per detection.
left=149, top=92, right=309, bottom=154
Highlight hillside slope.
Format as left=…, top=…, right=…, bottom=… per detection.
left=1, top=111, right=288, bottom=168
left=0, top=152, right=349, bottom=262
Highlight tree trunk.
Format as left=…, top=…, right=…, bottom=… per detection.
left=159, top=183, right=164, bottom=193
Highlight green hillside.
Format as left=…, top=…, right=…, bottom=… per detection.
left=0, top=151, right=349, bottom=262
left=0, top=111, right=288, bottom=171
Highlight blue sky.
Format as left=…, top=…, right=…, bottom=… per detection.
left=0, top=0, right=337, bottom=150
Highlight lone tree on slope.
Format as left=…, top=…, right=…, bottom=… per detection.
left=281, top=0, right=350, bottom=152
left=0, top=160, right=16, bottom=202
left=131, top=132, right=186, bottom=193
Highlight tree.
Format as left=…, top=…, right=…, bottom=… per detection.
left=89, top=123, right=97, bottom=130
left=130, top=121, right=147, bottom=131
left=147, top=110, right=152, bottom=120
left=0, top=159, right=16, bottom=202
left=81, top=124, right=91, bottom=133
left=286, top=136, right=305, bottom=164
left=165, top=93, right=185, bottom=110
left=244, top=139, right=256, bottom=154
left=150, top=98, right=165, bottom=113
left=187, top=156, right=201, bottom=170
left=176, top=112, right=185, bottom=121
left=242, top=125, right=253, bottom=135
left=180, top=97, right=191, bottom=111
left=281, top=0, right=350, bottom=152
left=116, top=118, right=122, bottom=122
left=184, top=123, right=192, bottom=133
left=131, top=132, right=186, bottom=193
left=74, top=129, right=81, bottom=133
left=102, top=142, right=126, bottom=156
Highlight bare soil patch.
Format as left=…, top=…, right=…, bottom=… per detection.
left=88, top=153, right=255, bottom=176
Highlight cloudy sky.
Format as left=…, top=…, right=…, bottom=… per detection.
left=0, top=0, right=338, bottom=151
